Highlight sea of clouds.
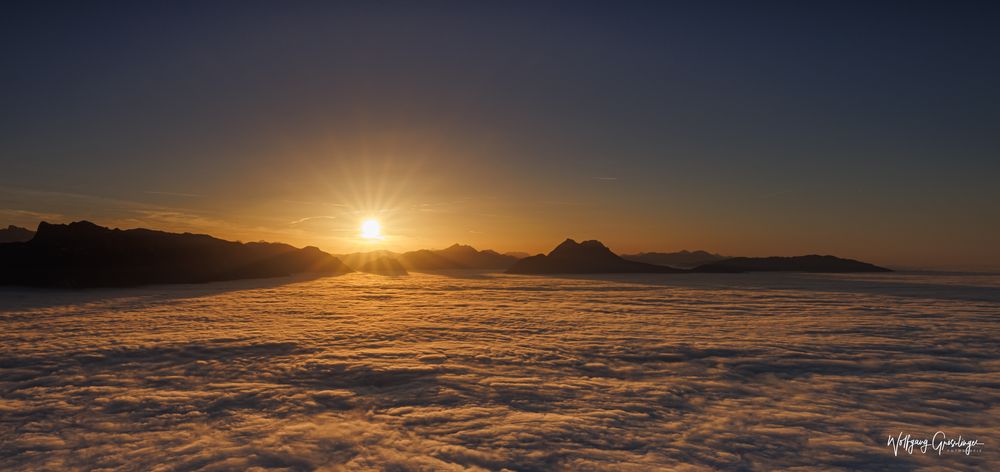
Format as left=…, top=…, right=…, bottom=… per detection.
left=1, top=271, right=998, bottom=470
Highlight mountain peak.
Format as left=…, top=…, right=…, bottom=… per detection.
left=442, top=243, right=476, bottom=253
left=358, top=243, right=520, bottom=271
left=508, top=238, right=680, bottom=274
left=549, top=238, right=615, bottom=259
left=0, top=225, right=36, bottom=243
left=34, top=220, right=110, bottom=242
left=550, top=238, right=578, bottom=253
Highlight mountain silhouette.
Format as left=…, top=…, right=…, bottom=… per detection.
left=358, top=256, right=408, bottom=276
left=0, top=221, right=352, bottom=288
left=506, top=239, right=681, bottom=274
left=622, top=250, right=727, bottom=269
left=396, top=249, right=456, bottom=270
left=401, top=244, right=518, bottom=270
left=338, top=250, right=399, bottom=271
left=693, top=255, right=891, bottom=273
left=340, top=244, right=519, bottom=272
left=0, top=225, right=34, bottom=243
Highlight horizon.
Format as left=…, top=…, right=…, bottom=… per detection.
left=8, top=218, right=993, bottom=272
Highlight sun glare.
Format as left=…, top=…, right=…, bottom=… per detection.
left=360, top=218, right=382, bottom=240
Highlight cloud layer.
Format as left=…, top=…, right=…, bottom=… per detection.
left=1, top=272, right=998, bottom=470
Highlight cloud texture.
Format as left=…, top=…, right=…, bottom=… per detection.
left=1, top=272, right=998, bottom=470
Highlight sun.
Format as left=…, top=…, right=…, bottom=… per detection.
left=360, top=218, right=382, bottom=240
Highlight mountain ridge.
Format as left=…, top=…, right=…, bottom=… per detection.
left=507, top=239, right=682, bottom=274
left=692, top=255, right=891, bottom=273
left=0, top=221, right=352, bottom=288
left=339, top=244, right=520, bottom=272
left=1, top=223, right=894, bottom=285
left=0, top=225, right=35, bottom=243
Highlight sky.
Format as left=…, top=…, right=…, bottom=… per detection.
left=1, top=1, right=998, bottom=269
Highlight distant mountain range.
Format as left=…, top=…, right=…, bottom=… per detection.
left=508, top=239, right=890, bottom=274
left=508, top=239, right=682, bottom=274
left=0, top=221, right=892, bottom=287
left=693, top=255, right=891, bottom=273
left=0, top=225, right=34, bottom=243
left=621, top=250, right=728, bottom=269
left=0, top=221, right=351, bottom=288
left=338, top=250, right=399, bottom=271
left=339, top=244, right=519, bottom=272
left=358, top=256, right=408, bottom=276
